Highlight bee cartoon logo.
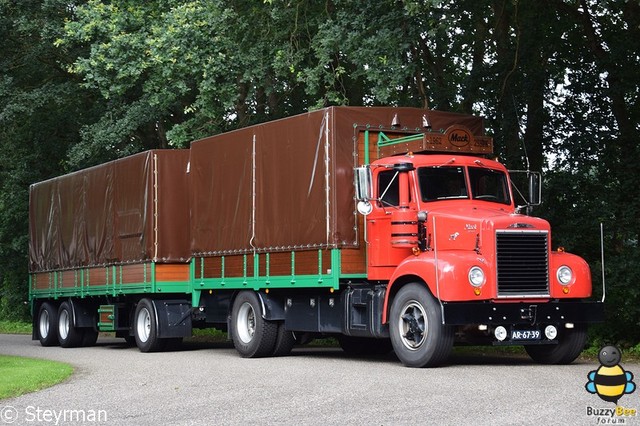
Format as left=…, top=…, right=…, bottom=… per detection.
left=585, top=345, right=636, bottom=404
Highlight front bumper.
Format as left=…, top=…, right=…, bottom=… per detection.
left=442, top=300, right=604, bottom=325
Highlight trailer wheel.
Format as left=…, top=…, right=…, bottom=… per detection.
left=230, top=291, right=277, bottom=358
left=272, top=322, right=296, bottom=356
left=525, top=324, right=588, bottom=364
left=389, top=283, right=454, bottom=367
left=134, top=298, right=163, bottom=352
left=57, top=301, right=84, bottom=348
left=37, top=302, right=59, bottom=347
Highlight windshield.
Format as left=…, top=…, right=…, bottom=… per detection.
left=418, top=165, right=511, bottom=205
left=418, top=166, right=468, bottom=201
left=468, top=166, right=511, bottom=204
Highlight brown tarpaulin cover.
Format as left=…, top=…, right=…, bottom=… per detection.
left=29, top=150, right=190, bottom=272
left=29, top=107, right=483, bottom=271
left=189, top=106, right=483, bottom=255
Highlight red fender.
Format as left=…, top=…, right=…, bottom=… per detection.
left=382, top=251, right=496, bottom=323
left=549, top=251, right=592, bottom=298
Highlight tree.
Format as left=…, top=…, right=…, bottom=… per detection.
left=0, top=0, right=103, bottom=319
left=539, top=0, right=640, bottom=342
left=58, top=0, right=334, bottom=164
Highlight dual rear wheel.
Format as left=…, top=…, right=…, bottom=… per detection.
left=37, top=301, right=98, bottom=348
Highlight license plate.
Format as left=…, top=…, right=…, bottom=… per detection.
left=511, top=330, right=541, bottom=341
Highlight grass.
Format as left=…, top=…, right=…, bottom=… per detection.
left=189, top=327, right=228, bottom=342
left=0, top=321, right=31, bottom=335
left=0, top=355, right=73, bottom=400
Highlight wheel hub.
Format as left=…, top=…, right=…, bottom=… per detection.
left=136, top=307, right=151, bottom=343
left=59, top=309, right=70, bottom=340
left=399, top=302, right=427, bottom=350
left=237, top=302, right=256, bottom=344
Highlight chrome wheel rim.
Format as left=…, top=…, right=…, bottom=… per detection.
left=136, top=307, right=151, bottom=343
left=39, top=310, right=50, bottom=339
left=237, top=302, right=256, bottom=344
left=58, top=309, right=70, bottom=340
left=398, top=301, right=427, bottom=350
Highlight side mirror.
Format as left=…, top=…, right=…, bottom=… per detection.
left=354, top=166, right=373, bottom=215
left=354, top=166, right=373, bottom=201
left=528, top=172, right=542, bottom=206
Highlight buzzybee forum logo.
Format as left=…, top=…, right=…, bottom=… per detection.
left=586, top=346, right=636, bottom=403
left=584, top=345, right=637, bottom=422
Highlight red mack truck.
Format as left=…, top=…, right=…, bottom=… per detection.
left=28, top=106, right=604, bottom=367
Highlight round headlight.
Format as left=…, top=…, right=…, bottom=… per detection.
left=468, top=266, right=486, bottom=287
left=557, top=265, right=573, bottom=285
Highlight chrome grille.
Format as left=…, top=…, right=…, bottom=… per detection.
left=496, top=230, right=549, bottom=297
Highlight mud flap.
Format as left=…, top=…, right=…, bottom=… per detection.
left=152, top=299, right=192, bottom=338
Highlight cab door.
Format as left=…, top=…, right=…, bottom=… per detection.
left=366, top=168, right=415, bottom=279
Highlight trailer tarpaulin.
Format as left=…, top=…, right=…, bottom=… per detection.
left=28, top=150, right=190, bottom=272
left=189, top=106, right=484, bottom=255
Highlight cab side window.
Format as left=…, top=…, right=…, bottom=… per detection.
left=377, top=170, right=399, bottom=207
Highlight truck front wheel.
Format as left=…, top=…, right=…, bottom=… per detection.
left=525, top=324, right=588, bottom=364
left=230, top=291, right=277, bottom=358
left=389, top=283, right=454, bottom=368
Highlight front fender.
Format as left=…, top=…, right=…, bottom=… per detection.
left=549, top=251, right=592, bottom=298
left=383, top=251, right=493, bottom=323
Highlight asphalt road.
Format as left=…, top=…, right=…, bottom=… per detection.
left=0, top=334, right=637, bottom=425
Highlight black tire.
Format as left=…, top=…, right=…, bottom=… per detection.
left=81, top=329, right=99, bottom=347
left=134, top=298, right=163, bottom=352
left=123, top=335, right=137, bottom=346
left=525, top=324, right=588, bottom=364
left=56, top=302, right=80, bottom=348
left=57, top=301, right=84, bottom=348
left=338, top=336, right=393, bottom=356
left=37, top=302, right=59, bottom=347
left=389, top=283, right=454, bottom=368
left=272, top=322, right=296, bottom=356
left=230, top=291, right=277, bottom=358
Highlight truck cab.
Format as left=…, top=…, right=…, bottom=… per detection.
left=355, top=130, right=603, bottom=367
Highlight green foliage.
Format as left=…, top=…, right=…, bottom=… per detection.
left=0, top=320, right=32, bottom=334
left=0, top=0, right=103, bottom=321
left=535, top=0, right=640, bottom=343
left=59, top=0, right=332, bottom=158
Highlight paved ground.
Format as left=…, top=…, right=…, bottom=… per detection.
left=0, top=334, right=637, bottom=425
